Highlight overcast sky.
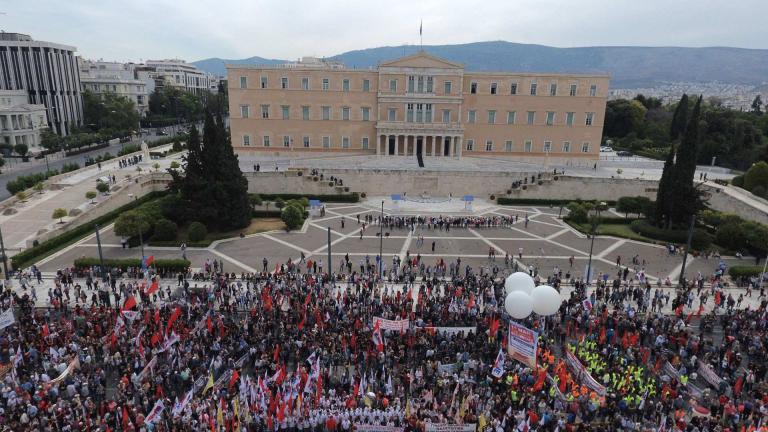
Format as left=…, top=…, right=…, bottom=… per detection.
left=4, top=0, right=767, bottom=63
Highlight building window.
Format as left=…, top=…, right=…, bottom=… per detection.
left=415, top=103, right=424, bottom=123
left=243, top=135, right=250, bottom=146
left=470, top=82, right=477, bottom=94
left=546, top=111, right=555, bottom=126
left=283, top=136, right=291, bottom=147
left=362, top=107, right=370, bottom=121
left=466, top=139, right=474, bottom=151
left=549, top=83, right=557, bottom=96
left=444, top=81, right=452, bottom=94
left=389, top=79, right=397, bottom=92
left=562, top=141, right=571, bottom=152
left=263, top=136, right=270, bottom=147
left=417, top=76, right=424, bottom=93
left=488, top=110, right=496, bottom=124
left=281, top=77, right=288, bottom=89
left=303, top=136, right=310, bottom=148
left=323, top=136, right=331, bottom=148
left=510, top=83, right=518, bottom=95
left=543, top=140, right=552, bottom=152
left=490, top=83, right=497, bottom=95
left=426, top=104, right=433, bottom=122
left=407, top=104, right=414, bottom=122
left=426, top=76, right=433, bottom=93
left=260, top=105, right=269, bottom=119
left=388, top=108, right=396, bottom=121
left=467, top=110, right=476, bottom=123
left=585, top=112, right=594, bottom=126
left=582, top=142, right=590, bottom=152
left=342, top=107, right=350, bottom=121
left=526, top=111, right=535, bottom=125
left=485, top=140, right=493, bottom=152
left=341, top=136, right=350, bottom=148
left=505, top=140, right=513, bottom=152
left=362, top=137, right=369, bottom=149
left=530, top=83, right=537, bottom=95
left=239, top=76, right=247, bottom=89
left=302, top=106, right=310, bottom=120
left=442, top=109, right=451, bottom=123
left=362, top=79, right=370, bottom=92
left=260, top=76, right=267, bottom=88
left=408, top=76, right=415, bottom=93
left=566, top=112, right=574, bottom=126
left=322, top=78, right=329, bottom=90
left=322, top=106, right=330, bottom=120
left=507, top=111, right=516, bottom=124
left=240, top=105, right=250, bottom=118
left=569, top=84, right=577, bottom=96
left=524, top=140, right=533, bottom=152
left=302, top=78, right=309, bottom=90
left=281, top=105, right=290, bottom=120
left=342, top=79, right=350, bottom=92
left=589, top=85, right=597, bottom=97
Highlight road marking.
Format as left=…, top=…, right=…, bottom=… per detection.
left=35, top=223, right=115, bottom=267
left=596, top=239, right=627, bottom=259
left=398, top=230, right=413, bottom=261
left=261, top=233, right=312, bottom=256
left=209, top=249, right=258, bottom=273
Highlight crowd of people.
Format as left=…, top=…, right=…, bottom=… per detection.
left=0, top=215, right=766, bottom=432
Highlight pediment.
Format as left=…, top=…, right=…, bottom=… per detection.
left=380, top=52, right=463, bottom=69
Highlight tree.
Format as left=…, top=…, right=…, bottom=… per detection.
left=152, top=218, right=178, bottom=241
left=249, top=194, right=263, bottom=208
left=603, top=99, right=647, bottom=139
left=14, top=143, right=28, bottom=158
left=752, top=95, right=763, bottom=115
left=152, top=162, right=160, bottom=172
left=40, top=128, right=61, bottom=152
left=52, top=208, right=67, bottom=223
left=15, top=191, right=27, bottom=202
left=85, top=191, right=97, bottom=203
left=187, top=221, right=208, bottom=242
left=169, top=161, right=180, bottom=170
left=168, top=110, right=251, bottom=230
left=655, top=146, right=676, bottom=227
left=616, top=196, right=651, bottom=218
left=281, top=205, right=304, bottom=231
left=114, top=211, right=151, bottom=238
left=670, top=96, right=704, bottom=226
left=744, top=161, right=768, bottom=192
left=275, top=198, right=285, bottom=209
left=82, top=90, right=140, bottom=132
left=669, top=94, right=690, bottom=140
left=33, top=182, right=44, bottom=194
left=96, top=182, right=110, bottom=194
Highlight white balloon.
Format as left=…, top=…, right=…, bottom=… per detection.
left=531, top=285, right=562, bottom=316
left=504, top=272, right=535, bottom=295
left=505, top=291, right=533, bottom=319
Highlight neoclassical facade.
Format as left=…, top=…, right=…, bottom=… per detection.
left=228, top=52, right=609, bottom=161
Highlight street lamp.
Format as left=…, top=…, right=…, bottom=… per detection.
left=585, top=201, right=606, bottom=285
left=379, top=200, right=384, bottom=276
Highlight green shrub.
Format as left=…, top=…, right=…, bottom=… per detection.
left=744, top=161, right=768, bottom=192
left=253, top=210, right=282, bottom=218
left=281, top=205, right=305, bottom=231
left=616, top=196, right=653, bottom=217
left=73, top=257, right=190, bottom=272
left=188, top=221, right=207, bottom=242
left=118, top=144, right=140, bottom=156
left=731, top=175, right=744, bottom=187
left=152, top=218, right=178, bottom=241
left=275, top=198, right=285, bottom=209
left=252, top=193, right=359, bottom=203
left=629, top=220, right=713, bottom=250
left=497, top=197, right=617, bottom=206
left=729, top=265, right=766, bottom=278
left=565, top=202, right=588, bottom=223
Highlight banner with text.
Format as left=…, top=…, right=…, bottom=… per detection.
left=698, top=361, right=726, bottom=389
left=425, top=423, right=476, bottom=432
left=354, top=425, right=405, bottom=432
left=373, top=317, right=410, bottom=333
left=507, top=322, right=537, bottom=368
left=564, top=349, right=606, bottom=396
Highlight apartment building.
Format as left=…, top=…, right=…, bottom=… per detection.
left=0, top=90, right=48, bottom=151
left=146, top=59, right=215, bottom=97
left=228, top=52, right=609, bottom=161
left=78, top=59, right=150, bottom=115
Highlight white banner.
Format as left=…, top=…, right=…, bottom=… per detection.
left=0, top=309, right=15, bottom=330
left=373, top=317, right=410, bottom=332
left=564, top=349, right=606, bottom=396
left=138, top=356, right=157, bottom=380
left=354, top=426, right=405, bottom=432
left=422, top=326, right=476, bottom=336
left=154, top=333, right=180, bottom=354
left=697, top=361, right=726, bottom=389
left=507, top=322, right=537, bottom=368
left=172, top=389, right=193, bottom=416
left=48, top=356, right=80, bottom=385
left=425, top=423, right=476, bottom=432
left=145, top=399, right=165, bottom=425
left=437, top=362, right=460, bottom=375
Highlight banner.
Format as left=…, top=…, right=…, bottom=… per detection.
left=662, top=361, right=703, bottom=399
left=422, top=326, right=476, bottom=336
left=172, top=389, right=193, bottom=416
left=507, top=322, right=537, bottom=368
left=373, top=317, right=410, bottom=332
left=425, top=424, right=476, bottom=432
left=437, top=362, right=460, bottom=375
left=145, top=399, right=165, bottom=425
left=138, top=356, right=157, bottom=380
left=491, top=348, right=505, bottom=378
left=697, top=361, right=726, bottom=389
left=48, top=356, right=80, bottom=385
left=0, top=309, right=15, bottom=330
left=564, top=349, right=606, bottom=396
left=154, top=332, right=180, bottom=354
left=354, top=426, right=405, bottom=432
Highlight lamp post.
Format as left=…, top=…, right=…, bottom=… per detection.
left=678, top=214, right=696, bottom=288
left=585, top=202, right=606, bottom=285
left=379, top=200, right=384, bottom=276
left=0, top=226, right=8, bottom=280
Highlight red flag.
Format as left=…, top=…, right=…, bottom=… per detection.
left=151, top=332, right=160, bottom=347
left=42, top=324, right=50, bottom=338
left=675, top=304, right=684, bottom=317
left=122, top=406, right=130, bottom=430
left=167, top=306, right=181, bottom=334
left=154, top=310, right=160, bottom=324
left=298, top=315, right=306, bottom=331
left=315, top=374, right=323, bottom=406
left=532, top=368, right=547, bottom=392
left=121, top=296, right=137, bottom=311
left=372, top=320, right=384, bottom=352
left=207, top=315, right=213, bottom=334
left=715, top=291, right=722, bottom=306
left=144, top=310, right=150, bottom=325
left=599, top=327, right=606, bottom=344
left=146, top=280, right=159, bottom=296
left=734, top=376, right=743, bottom=395
left=229, top=369, right=240, bottom=390
left=304, top=292, right=311, bottom=307
left=144, top=255, right=154, bottom=267
left=489, top=318, right=500, bottom=339
left=468, top=293, right=476, bottom=309
left=276, top=365, right=286, bottom=386
left=273, top=345, right=280, bottom=363
left=218, top=315, right=225, bottom=338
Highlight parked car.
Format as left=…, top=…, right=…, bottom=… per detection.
left=617, top=151, right=633, bottom=157
left=157, top=129, right=169, bottom=136
left=600, top=146, right=613, bottom=152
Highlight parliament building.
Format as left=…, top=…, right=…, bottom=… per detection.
left=227, top=52, right=608, bottom=162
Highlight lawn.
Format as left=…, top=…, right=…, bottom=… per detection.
left=150, top=218, right=286, bottom=247
left=566, top=221, right=657, bottom=243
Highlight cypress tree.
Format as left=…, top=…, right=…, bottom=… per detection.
left=655, top=145, right=676, bottom=227
left=670, top=96, right=703, bottom=226
left=670, top=94, right=689, bottom=141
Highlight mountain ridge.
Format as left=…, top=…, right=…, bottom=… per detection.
left=192, top=41, right=768, bottom=88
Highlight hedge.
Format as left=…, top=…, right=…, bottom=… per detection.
left=563, top=215, right=639, bottom=225
left=253, top=210, right=282, bottom=218
left=629, top=220, right=713, bottom=250
left=74, top=257, right=190, bottom=272
left=11, top=191, right=167, bottom=269
left=253, top=193, right=359, bottom=203
left=728, top=266, right=766, bottom=278
left=497, top=198, right=617, bottom=206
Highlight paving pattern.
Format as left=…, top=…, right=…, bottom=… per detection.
left=34, top=203, right=739, bottom=285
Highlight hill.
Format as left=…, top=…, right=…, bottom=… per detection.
left=193, top=41, right=768, bottom=88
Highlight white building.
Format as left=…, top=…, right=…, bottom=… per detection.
left=78, top=59, right=150, bottom=115
left=145, top=59, right=215, bottom=97
left=0, top=33, right=82, bottom=136
left=0, top=90, right=49, bottom=152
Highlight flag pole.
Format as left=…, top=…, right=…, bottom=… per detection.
left=419, top=20, right=423, bottom=50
